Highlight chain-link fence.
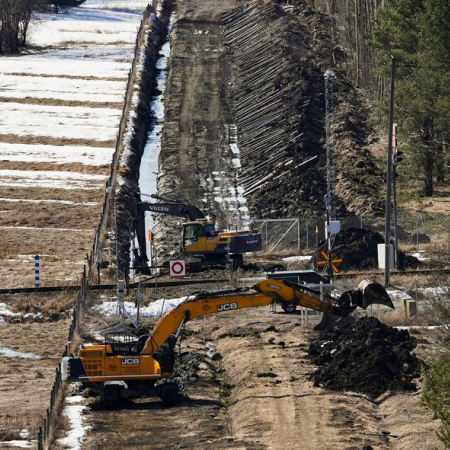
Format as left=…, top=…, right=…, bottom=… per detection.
left=254, top=212, right=450, bottom=257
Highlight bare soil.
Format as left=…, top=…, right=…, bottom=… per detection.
left=0, top=317, right=71, bottom=443
left=0, top=134, right=116, bottom=148
left=153, top=0, right=247, bottom=256
left=0, top=161, right=110, bottom=175
left=75, top=282, right=442, bottom=449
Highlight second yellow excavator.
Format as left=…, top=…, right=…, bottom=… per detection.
left=62, top=278, right=393, bottom=406
left=132, top=194, right=262, bottom=272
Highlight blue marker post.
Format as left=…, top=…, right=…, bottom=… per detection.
left=34, top=254, right=40, bottom=288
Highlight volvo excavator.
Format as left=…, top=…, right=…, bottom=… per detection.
left=62, top=278, right=394, bottom=406
left=132, top=194, right=262, bottom=272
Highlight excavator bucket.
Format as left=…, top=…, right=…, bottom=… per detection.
left=314, top=280, right=394, bottom=331
left=356, top=280, right=394, bottom=310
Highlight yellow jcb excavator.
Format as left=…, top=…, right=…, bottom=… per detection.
left=62, top=278, right=393, bottom=406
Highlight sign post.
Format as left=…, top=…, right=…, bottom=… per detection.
left=34, top=254, right=40, bottom=288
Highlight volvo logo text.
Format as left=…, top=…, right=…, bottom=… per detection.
left=149, top=206, right=170, bottom=212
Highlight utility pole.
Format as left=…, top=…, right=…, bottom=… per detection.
left=384, top=56, right=395, bottom=287
left=392, top=123, right=400, bottom=269
left=324, top=69, right=335, bottom=281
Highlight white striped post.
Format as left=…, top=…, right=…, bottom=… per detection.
left=34, top=254, right=40, bottom=288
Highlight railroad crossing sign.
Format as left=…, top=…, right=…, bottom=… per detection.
left=317, top=251, right=343, bottom=273
left=169, top=259, right=186, bottom=277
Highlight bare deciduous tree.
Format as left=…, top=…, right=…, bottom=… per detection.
left=0, top=0, right=42, bottom=54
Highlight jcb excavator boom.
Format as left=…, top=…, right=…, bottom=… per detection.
left=62, top=278, right=393, bottom=407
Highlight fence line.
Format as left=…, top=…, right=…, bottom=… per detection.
left=36, top=2, right=164, bottom=448
left=89, top=1, right=157, bottom=277
left=255, top=213, right=449, bottom=254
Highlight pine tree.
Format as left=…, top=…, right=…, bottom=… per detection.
left=373, top=0, right=450, bottom=196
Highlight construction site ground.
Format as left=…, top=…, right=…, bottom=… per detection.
left=70, top=279, right=439, bottom=449
left=0, top=267, right=444, bottom=448
left=0, top=0, right=447, bottom=448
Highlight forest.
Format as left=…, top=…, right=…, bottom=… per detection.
left=311, top=0, right=450, bottom=198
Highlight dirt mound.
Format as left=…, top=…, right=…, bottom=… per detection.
left=312, top=227, right=419, bottom=270
left=171, top=350, right=208, bottom=390
left=308, top=317, right=421, bottom=398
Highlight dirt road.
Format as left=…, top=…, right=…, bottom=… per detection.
left=154, top=0, right=248, bottom=256
left=75, top=0, right=441, bottom=447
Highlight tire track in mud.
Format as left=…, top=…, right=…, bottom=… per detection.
left=154, top=0, right=248, bottom=257
left=212, top=307, right=441, bottom=449
left=81, top=315, right=259, bottom=449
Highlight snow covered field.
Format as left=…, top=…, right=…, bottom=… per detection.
left=0, top=1, right=147, bottom=444
left=0, top=0, right=146, bottom=287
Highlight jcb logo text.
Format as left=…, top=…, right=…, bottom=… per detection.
left=121, top=358, right=140, bottom=365
left=217, top=303, right=238, bottom=312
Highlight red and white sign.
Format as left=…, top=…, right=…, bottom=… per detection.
left=169, top=259, right=186, bottom=277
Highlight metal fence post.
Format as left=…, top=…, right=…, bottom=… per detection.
left=306, top=222, right=309, bottom=249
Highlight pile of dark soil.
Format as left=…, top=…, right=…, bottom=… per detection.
left=171, top=350, right=212, bottom=390
left=312, top=227, right=419, bottom=270
left=308, top=317, right=422, bottom=398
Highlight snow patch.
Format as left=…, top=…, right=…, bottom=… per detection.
left=0, top=441, right=33, bottom=448
left=94, top=296, right=189, bottom=318
left=282, top=255, right=312, bottom=262
left=0, top=143, right=114, bottom=166
left=0, top=103, right=121, bottom=141
left=0, top=347, right=41, bottom=360
left=57, top=397, right=91, bottom=450
left=0, top=170, right=107, bottom=190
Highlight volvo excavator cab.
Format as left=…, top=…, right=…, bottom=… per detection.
left=182, top=221, right=218, bottom=253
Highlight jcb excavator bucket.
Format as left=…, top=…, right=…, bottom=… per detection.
left=314, top=280, right=394, bottom=331
left=356, top=280, right=394, bottom=310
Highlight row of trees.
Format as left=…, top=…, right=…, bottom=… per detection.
left=0, top=0, right=84, bottom=54
left=309, top=0, right=450, bottom=198
left=309, top=0, right=384, bottom=94
left=374, top=4, right=450, bottom=446
left=373, top=0, right=450, bottom=197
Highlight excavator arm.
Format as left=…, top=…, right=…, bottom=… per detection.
left=61, top=278, right=393, bottom=402
left=141, top=289, right=278, bottom=354
left=141, top=278, right=394, bottom=354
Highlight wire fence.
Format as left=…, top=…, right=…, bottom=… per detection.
left=37, top=265, right=89, bottom=450
left=90, top=1, right=157, bottom=276
left=254, top=212, right=450, bottom=255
